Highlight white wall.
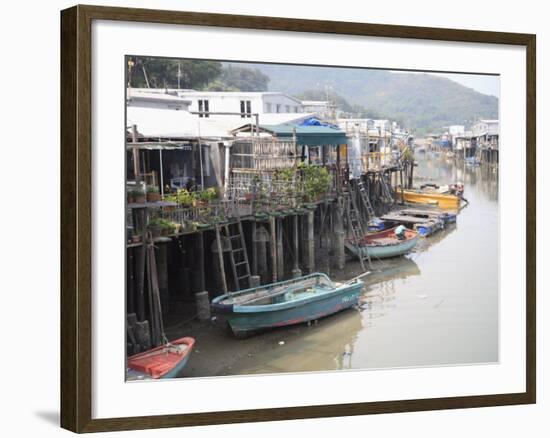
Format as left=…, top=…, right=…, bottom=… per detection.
left=1, top=1, right=546, bottom=438
left=176, top=92, right=302, bottom=115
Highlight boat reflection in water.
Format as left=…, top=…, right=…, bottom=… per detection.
left=178, top=155, right=498, bottom=377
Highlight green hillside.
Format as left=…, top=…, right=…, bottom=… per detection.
left=228, top=63, right=498, bottom=134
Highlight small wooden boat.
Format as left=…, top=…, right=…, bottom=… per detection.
left=465, top=156, right=481, bottom=166
left=211, top=273, right=364, bottom=338
left=126, top=336, right=195, bottom=380
left=398, top=189, right=461, bottom=210
left=345, top=226, right=419, bottom=259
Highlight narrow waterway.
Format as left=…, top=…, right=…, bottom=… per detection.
left=173, top=153, right=499, bottom=377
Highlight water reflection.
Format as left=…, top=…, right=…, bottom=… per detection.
left=189, top=155, right=499, bottom=376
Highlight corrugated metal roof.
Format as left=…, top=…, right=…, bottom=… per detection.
left=260, top=123, right=348, bottom=146
left=126, top=106, right=234, bottom=139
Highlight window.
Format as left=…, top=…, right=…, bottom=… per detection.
left=294, top=106, right=299, bottom=113
left=266, top=102, right=272, bottom=113
left=198, top=99, right=209, bottom=118
left=276, top=104, right=281, bottom=113
left=240, top=100, right=252, bottom=118
left=285, top=105, right=290, bottom=113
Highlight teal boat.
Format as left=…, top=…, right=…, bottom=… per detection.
left=211, top=273, right=364, bottom=338
left=345, top=226, right=419, bottom=259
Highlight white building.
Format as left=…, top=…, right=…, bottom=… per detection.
left=472, top=119, right=499, bottom=137
left=130, top=88, right=304, bottom=118
left=126, top=89, right=192, bottom=111
left=449, top=125, right=465, bottom=137
left=301, top=100, right=337, bottom=119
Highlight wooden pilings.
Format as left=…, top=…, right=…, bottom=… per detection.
left=303, top=211, right=315, bottom=274
left=192, top=232, right=205, bottom=293
left=292, top=214, right=302, bottom=278
left=269, top=215, right=278, bottom=282
left=276, top=218, right=284, bottom=280
left=214, top=225, right=228, bottom=294
left=333, top=201, right=345, bottom=270
left=155, top=238, right=169, bottom=314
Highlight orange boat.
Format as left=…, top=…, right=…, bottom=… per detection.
left=127, top=336, right=195, bottom=380
left=397, top=189, right=461, bottom=210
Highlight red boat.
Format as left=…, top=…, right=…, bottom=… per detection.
left=127, top=336, right=195, bottom=380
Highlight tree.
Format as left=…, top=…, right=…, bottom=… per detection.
left=128, top=57, right=223, bottom=89
left=220, top=65, right=270, bottom=91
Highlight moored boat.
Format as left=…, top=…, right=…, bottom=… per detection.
left=126, top=336, right=195, bottom=380
left=345, top=226, right=419, bottom=259
left=211, top=273, right=364, bottom=338
left=465, top=156, right=481, bottom=166
left=398, top=189, right=461, bottom=210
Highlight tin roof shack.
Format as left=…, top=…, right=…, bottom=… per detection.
left=126, top=90, right=234, bottom=196
left=337, top=118, right=409, bottom=173
left=229, top=121, right=349, bottom=202
left=472, top=119, right=499, bottom=148
left=471, top=119, right=499, bottom=164
left=301, top=100, right=337, bottom=121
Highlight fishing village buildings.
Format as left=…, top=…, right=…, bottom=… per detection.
left=427, top=119, right=500, bottom=164
left=125, top=85, right=478, bottom=358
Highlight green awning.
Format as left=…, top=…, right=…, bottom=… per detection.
left=260, top=124, right=348, bottom=146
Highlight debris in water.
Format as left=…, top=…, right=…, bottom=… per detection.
left=278, top=341, right=285, bottom=346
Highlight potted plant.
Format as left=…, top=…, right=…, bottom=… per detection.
left=132, top=187, right=146, bottom=204
left=146, top=185, right=161, bottom=202
left=127, top=188, right=135, bottom=204
left=193, top=187, right=217, bottom=207
left=173, top=189, right=195, bottom=207
left=148, top=217, right=163, bottom=238
left=299, top=163, right=331, bottom=204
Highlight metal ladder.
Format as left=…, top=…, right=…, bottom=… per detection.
left=221, top=219, right=251, bottom=291
left=344, top=190, right=372, bottom=270
left=356, top=179, right=376, bottom=220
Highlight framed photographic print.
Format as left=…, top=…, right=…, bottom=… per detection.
left=60, top=4, right=536, bottom=433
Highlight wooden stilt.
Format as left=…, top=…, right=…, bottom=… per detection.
left=193, top=232, right=205, bottom=293
left=269, top=215, right=277, bottom=282
left=276, top=218, right=284, bottom=280
left=214, top=225, right=228, bottom=294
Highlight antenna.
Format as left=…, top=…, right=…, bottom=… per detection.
left=142, top=64, right=150, bottom=88
left=127, top=58, right=134, bottom=88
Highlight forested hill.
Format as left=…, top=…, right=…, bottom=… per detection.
left=229, top=63, right=498, bottom=134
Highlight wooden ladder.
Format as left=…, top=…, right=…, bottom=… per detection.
left=344, top=190, right=372, bottom=270
left=222, top=219, right=252, bottom=291
left=379, top=174, right=394, bottom=204
left=356, top=179, right=376, bottom=220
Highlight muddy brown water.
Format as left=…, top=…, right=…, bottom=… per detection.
left=170, top=154, right=499, bottom=378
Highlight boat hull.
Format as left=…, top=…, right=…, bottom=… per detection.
left=345, top=233, right=419, bottom=258
left=212, top=274, right=363, bottom=338
left=398, top=190, right=461, bottom=210
left=127, top=336, right=195, bottom=380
